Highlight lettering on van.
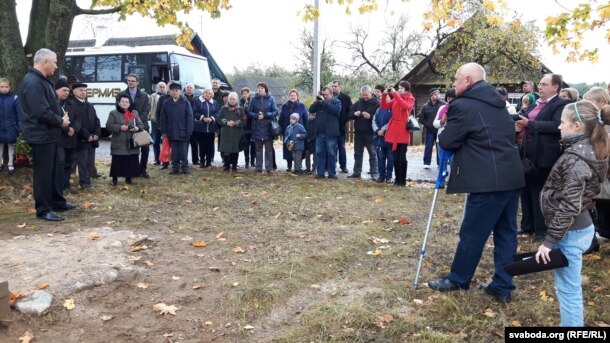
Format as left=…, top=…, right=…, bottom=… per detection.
left=87, top=88, right=121, bottom=98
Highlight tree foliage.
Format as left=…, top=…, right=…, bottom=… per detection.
left=293, top=29, right=338, bottom=93
left=545, top=1, right=610, bottom=62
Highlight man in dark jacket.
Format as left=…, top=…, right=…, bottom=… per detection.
left=19, top=48, right=75, bottom=222
left=160, top=82, right=194, bottom=175
left=183, top=83, right=199, bottom=166
left=309, top=86, right=342, bottom=179
left=418, top=88, right=445, bottom=168
left=67, top=82, right=101, bottom=190
left=427, top=63, right=525, bottom=304
left=347, top=85, right=379, bottom=178
left=55, top=79, right=80, bottom=194
left=332, top=81, right=352, bottom=173
left=515, top=74, right=568, bottom=239
left=117, top=74, right=151, bottom=178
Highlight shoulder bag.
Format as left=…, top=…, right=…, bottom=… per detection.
left=131, top=118, right=152, bottom=147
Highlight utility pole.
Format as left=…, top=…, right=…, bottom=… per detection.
left=312, top=0, right=320, bottom=96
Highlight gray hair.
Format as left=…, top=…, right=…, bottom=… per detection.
left=360, top=85, right=372, bottom=94
left=33, top=48, right=56, bottom=64
left=228, top=92, right=239, bottom=101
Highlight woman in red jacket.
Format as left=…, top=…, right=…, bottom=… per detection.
left=382, top=81, right=415, bottom=186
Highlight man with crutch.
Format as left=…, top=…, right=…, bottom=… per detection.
left=425, top=63, right=525, bottom=304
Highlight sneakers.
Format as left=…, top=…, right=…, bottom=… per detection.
left=423, top=164, right=431, bottom=169
left=8, top=166, right=15, bottom=175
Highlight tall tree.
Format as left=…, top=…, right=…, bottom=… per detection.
left=340, top=15, right=424, bottom=80
left=294, top=29, right=337, bottom=92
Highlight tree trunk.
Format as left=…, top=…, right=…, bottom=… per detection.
left=0, top=0, right=28, bottom=90
left=24, top=0, right=51, bottom=57
left=45, top=0, right=79, bottom=78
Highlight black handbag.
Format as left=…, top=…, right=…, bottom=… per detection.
left=406, top=115, right=420, bottom=131
left=271, top=120, right=281, bottom=138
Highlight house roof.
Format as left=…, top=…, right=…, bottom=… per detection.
left=232, top=77, right=290, bottom=105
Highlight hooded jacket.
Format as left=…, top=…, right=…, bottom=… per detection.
left=0, top=92, right=21, bottom=144
left=540, top=134, right=608, bottom=248
left=439, top=80, right=525, bottom=194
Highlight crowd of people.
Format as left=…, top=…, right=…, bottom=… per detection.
left=4, top=48, right=610, bottom=327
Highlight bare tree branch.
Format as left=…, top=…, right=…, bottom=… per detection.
left=77, top=6, right=121, bottom=15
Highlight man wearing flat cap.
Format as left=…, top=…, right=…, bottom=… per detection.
left=55, top=79, right=81, bottom=194
left=65, top=82, right=100, bottom=190
left=417, top=88, right=445, bottom=169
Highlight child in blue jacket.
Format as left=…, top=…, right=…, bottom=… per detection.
left=0, top=78, right=21, bottom=175
left=284, top=113, right=307, bottom=174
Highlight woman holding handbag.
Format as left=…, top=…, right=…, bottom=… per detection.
left=106, top=95, right=144, bottom=186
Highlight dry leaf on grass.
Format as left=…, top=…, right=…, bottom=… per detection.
left=243, top=325, right=255, bottom=330
left=63, top=298, right=75, bottom=310
left=274, top=212, right=281, bottom=219
left=89, top=232, right=100, bottom=240
left=131, top=245, right=147, bottom=252
left=163, top=332, right=174, bottom=337
left=539, top=291, right=554, bottom=302
left=145, top=260, right=154, bottom=267
left=101, top=315, right=113, bottom=321
left=367, top=250, right=382, bottom=257
left=233, top=246, right=245, bottom=253
left=17, top=222, right=27, bottom=228
left=136, top=283, right=149, bottom=289
left=36, top=283, right=49, bottom=290
left=483, top=308, right=495, bottom=318
left=216, top=231, right=225, bottom=239
left=373, top=314, right=394, bottom=328
left=82, top=201, right=95, bottom=209
left=511, top=320, right=521, bottom=327
left=413, top=299, right=424, bottom=305
left=193, top=241, right=207, bottom=247
left=19, top=330, right=34, bottom=343
left=205, top=321, right=213, bottom=326
left=374, top=197, right=384, bottom=203
left=153, top=303, right=179, bottom=315
left=398, top=217, right=411, bottom=225
left=192, top=284, right=204, bottom=290
left=212, top=207, right=219, bottom=211
left=9, top=291, right=26, bottom=306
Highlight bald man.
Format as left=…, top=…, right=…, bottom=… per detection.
left=427, top=63, right=525, bottom=303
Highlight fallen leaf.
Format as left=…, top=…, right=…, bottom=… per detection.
left=128, top=255, right=142, bottom=261
left=375, top=197, right=384, bottom=203
left=163, top=332, right=174, bottom=337
left=19, top=330, right=34, bottom=343
left=371, top=237, right=389, bottom=245
left=373, top=314, right=394, bottom=329
left=483, top=308, right=495, bottom=318
left=583, top=254, right=601, bottom=261
left=216, top=231, right=225, bottom=239
left=511, top=320, right=521, bottom=327
left=232, top=282, right=239, bottom=287
left=136, top=283, right=149, bottom=289
left=17, top=222, right=27, bottom=228
left=36, top=283, right=49, bottom=290
left=153, top=303, right=179, bottom=315
left=539, top=290, right=554, bottom=302
left=212, top=207, right=219, bottom=211
left=63, top=298, right=75, bottom=310
left=413, top=299, right=424, bottom=305
left=192, top=284, right=204, bottom=289
left=233, top=246, right=245, bottom=253
left=274, top=212, right=281, bottom=219
left=27, top=208, right=36, bottom=214
left=82, top=201, right=95, bottom=209
left=9, top=291, right=25, bottom=306
left=145, top=260, right=154, bottom=267
left=89, top=232, right=100, bottom=240
left=367, top=250, right=382, bottom=257
left=205, top=321, right=213, bottom=326
left=251, top=199, right=258, bottom=205
left=193, top=241, right=207, bottom=247
left=587, top=301, right=595, bottom=306
left=131, top=245, right=148, bottom=252
left=244, top=325, right=255, bottom=330
left=398, top=217, right=411, bottom=225
left=361, top=219, right=373, bottom=224
left=101, top=315, right=113, bottom=321
left=172, top=276, right=180, bottom=280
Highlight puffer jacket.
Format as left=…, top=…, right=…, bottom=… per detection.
left=192, top=97, right=218, bottom=133
left=0, top=92, right=21, bottom=143
left=540, top=134, right=608, bottom=248
left=248, top=93, right=278, bottom=141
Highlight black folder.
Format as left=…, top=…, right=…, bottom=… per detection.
left=504, top=249, right=569, bottom=276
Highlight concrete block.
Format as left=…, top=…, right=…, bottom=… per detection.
left=0, top=277, right=8, bottom=297
left=0, top=277, right=9, bottom=315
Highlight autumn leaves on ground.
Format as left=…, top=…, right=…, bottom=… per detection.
left=0, top=163, right=609, bottom=343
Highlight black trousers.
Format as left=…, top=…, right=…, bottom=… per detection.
left=139, top=144, right=150, bottom=174
left=595, top=199, right=610, bottom=238
left=223, top=152, right=238, bottom=169
left=63, top=147, right=75, bottom=190
left=200, top=132, right=215, bottom=166
left=392, top=143, right=408, bottom=186
left=31, top=142, right=66, bottom=216
left=189, top=134, right=200, bottom=164
left=520, top=168, right=551, bottom=237
left=242, top=133, right=255, bottom=165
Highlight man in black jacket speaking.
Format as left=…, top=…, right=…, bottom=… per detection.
left=19, top=48, right=76, bottom=221
left=427, top=63, right=525, bottom=304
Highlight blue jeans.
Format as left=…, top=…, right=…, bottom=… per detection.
left=448, top=189, right=520, bottom=297
left=423, top=130, right=437, bottom=165
left=554, top=224, right=594, bottom=326
left=170, top=140, right=189, bottom=172
left=337, top=134, right=347, bottom=169
left=151, top=122, right=162, bottom=163
left=316, top=135, right=338, bottom=177
left=376, top=144, right=394, bottom=181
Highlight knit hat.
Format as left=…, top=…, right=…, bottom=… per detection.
left=54, top=79, right=69, bottom=90
left=290, top=113, right=300, bottom=121
left=429, top=88, right=440, bottom=95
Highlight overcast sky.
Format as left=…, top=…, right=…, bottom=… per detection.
left=16, top=0, right=609, bottom=84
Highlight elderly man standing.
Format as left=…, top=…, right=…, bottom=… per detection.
left=19, top=48, right=75, bottom=221
left=427, top=63, right=525, bottom=303
left=117, top=74, right=151, bottom=178
left=347, top=85, right=379, bottom=178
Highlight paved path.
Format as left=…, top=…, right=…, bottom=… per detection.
left=95, top=139, right=439, bottom=183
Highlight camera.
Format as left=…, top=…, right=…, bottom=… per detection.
left=316, top=95, right=324, bottom=102
left=386, top=88, right=392, bottom=94
left=127, top=124, right=135, bottom=130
